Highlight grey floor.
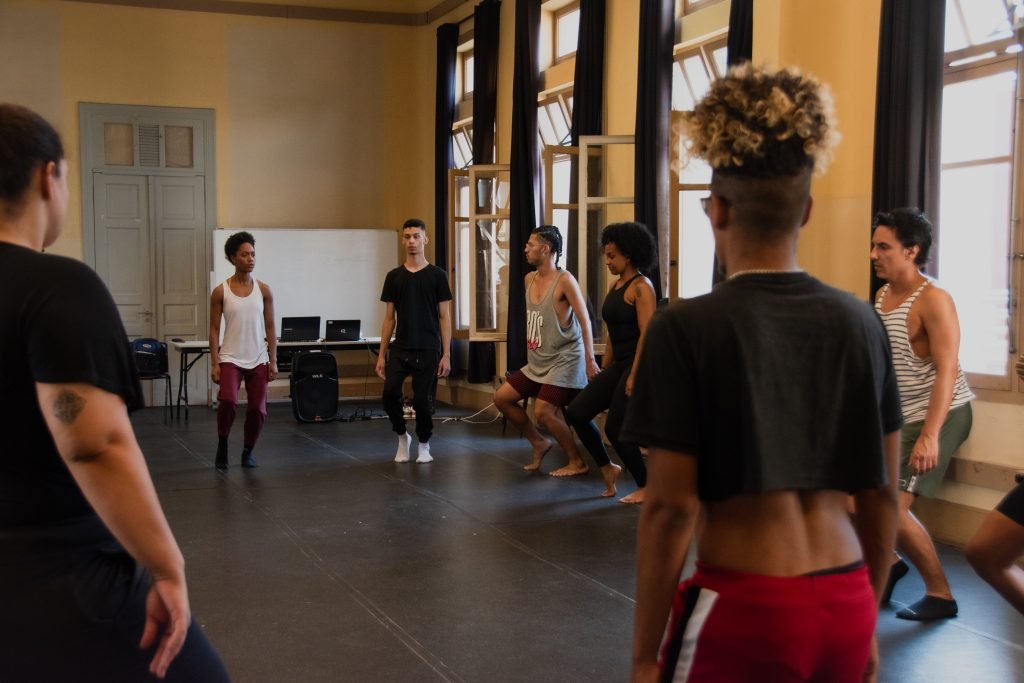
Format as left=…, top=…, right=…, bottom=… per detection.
left=134, top=403, right=1024, bottom=682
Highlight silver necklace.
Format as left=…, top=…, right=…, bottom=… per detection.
left=728, top=268, right=803, bottom=280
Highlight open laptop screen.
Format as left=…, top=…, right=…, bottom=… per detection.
left=280, top=316, right=321, bottom=342
left=326, top=320, right=361, bottom=341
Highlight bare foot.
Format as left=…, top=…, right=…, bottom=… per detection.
left=618, top=489, right=645, bottom=505
left=523, top=439, right=554, bottom=471
left=550, top=462, right=589, bottom=477
left=599, top=463, right=622, bottom=497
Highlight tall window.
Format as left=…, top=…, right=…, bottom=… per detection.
left=554, top=2, right=580, bottom=61
left=452, top=121, right=473, bottom=170
left=538, top=87, right=574, bottom=252
left=939, top=0, right=1023, bottom=389
left=450, top=33, right=476, bottom=334
left=449, top=168, right=471, bottom=332
left=538, top=88, right=573, bottom=148
left=670, top=35, right=728, bottom=299
left=463, top=51, right=475, bottom=98
left=540, top=0, right=577, bottom=260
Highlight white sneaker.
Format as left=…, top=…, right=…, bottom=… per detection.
left=394, top=433, right=412, bottom=463
left=416, top=441, right=433, bottom=463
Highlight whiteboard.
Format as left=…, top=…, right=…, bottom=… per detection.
left=213, top=228, right=397, bottom=339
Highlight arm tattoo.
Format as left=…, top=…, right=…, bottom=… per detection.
left=53, top=389, right=86, bottom=425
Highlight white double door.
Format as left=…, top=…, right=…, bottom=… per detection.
left=92, top=172, right=209, bottom=405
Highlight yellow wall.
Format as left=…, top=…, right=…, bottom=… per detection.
left=604, top=0, right=641, bottom=224
left=1, top=0, right=433, bottom=259
left=754, top=0, right=881, bottom=300
left=680, top=0, right=730, bottom=44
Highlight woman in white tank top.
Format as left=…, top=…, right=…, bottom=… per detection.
left=209, top=232, right=277, bottom=469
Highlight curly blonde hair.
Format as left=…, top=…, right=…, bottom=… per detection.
left=676, top=63, right=839, bottom=177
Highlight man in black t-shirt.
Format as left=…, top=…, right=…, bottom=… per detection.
left=620, top=67, right=901, bottom=682
left=0, top=104, right=228, bottom=681
left=376, top=218, right=452, bottom=463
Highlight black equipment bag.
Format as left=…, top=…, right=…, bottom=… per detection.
left=289, top=351, right=338, bottom=423
left=131, top=338, right=168, bottom=376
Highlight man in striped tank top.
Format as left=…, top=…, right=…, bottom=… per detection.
left=871, top=208, right=974, bottom=621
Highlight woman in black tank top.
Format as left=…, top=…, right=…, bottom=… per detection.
left=565, top=222, right=657, bottom=503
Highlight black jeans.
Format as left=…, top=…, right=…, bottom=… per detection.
left=382, top=347, right=440, bottom=442
left=1, top=516, right=230, bottom=683
left=564, top=360, right=647, bottom=487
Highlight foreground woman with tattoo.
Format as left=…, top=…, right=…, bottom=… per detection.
left=0, top=104, right=229, bottom=681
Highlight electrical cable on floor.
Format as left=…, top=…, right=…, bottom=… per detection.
left=337, top=342, right=383, bottom=421
left=347, top=343, right=500, bottom=426
left=439, top=402, right=501, bottom=425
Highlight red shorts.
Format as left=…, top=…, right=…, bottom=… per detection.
left=659, top=562, right=876, bottom=683
left=505, top=369, right=580, bottom=407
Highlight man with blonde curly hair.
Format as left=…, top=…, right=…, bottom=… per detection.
left=622, top=64, right=901, bottom=682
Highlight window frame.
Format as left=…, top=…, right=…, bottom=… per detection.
left=451, top=119, right=473, bottom=170
left=537, top=85, right=574, bottom=148
left=577, top=134, right=635, bottom=323
left=682, top=0, right=727, bottom=15
left=553, top=1, right=581, bottom=65
left=672, top=34, right=728, bottom=111
left=467, top=164, right=512, bottom=342
left=938, top=37, right=1024, bottom=395
left=668, top=33, right=728, bottom=300
left=461, top=49, right=475, bottom=102
left=447, top=168, right=471, bottom=338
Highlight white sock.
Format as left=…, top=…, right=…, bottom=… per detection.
left=394, top=433, right=411, bottom=462
left=416, top=441, right=433, bottom=463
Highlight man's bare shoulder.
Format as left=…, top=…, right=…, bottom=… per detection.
left=918, top=281, right=957, bottom=314
left=912, top=282, right=960, bottom=336
left=554, top=269, right=580, bottom=294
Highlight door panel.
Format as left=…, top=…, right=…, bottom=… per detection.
left=93, top=174, right=152, bottom=339
left=155, top=176, right=208, bottom=405
left=92, top=173, right=210, bottom=406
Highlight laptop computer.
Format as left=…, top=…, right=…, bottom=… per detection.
left=280, top=316, right=321, bottom=342
left=326, top=319, right=361, bottom=342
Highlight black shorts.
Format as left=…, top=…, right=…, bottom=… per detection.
left=506, top=369, right=580, bottom=407
left=996, top=480, right=1024, bottom=528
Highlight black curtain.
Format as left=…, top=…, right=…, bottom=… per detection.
left=468, top=0, right=501, bottom=383
left=726, top=0, right=753, bottom=67
left=472, top=0, right=501, bottom=163
left=434, top=23, right=459, bottom=271
left=710, top=0, right=754, bottom=286
left=507, top=0, right=542, bottom=372
left=568, top=0, right=605, bottom=333
left=633, top=0, right=674, bottom=301
left=871, top=0, right=945, bottom=296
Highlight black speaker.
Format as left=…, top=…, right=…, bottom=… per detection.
left=289, top=351, right=338, bottom=423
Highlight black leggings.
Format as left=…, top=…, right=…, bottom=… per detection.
left=564, top=360, right=647, bottom=487
left=1, top=518, right=230, bottom=683
left=382, top=347, right=440, bottom=442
